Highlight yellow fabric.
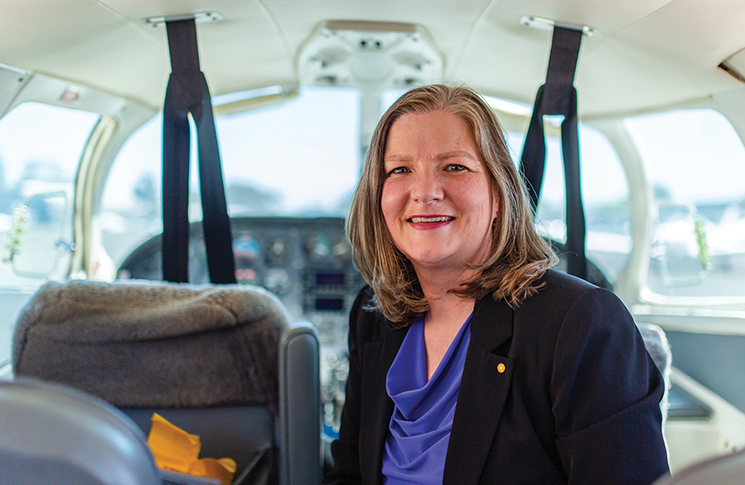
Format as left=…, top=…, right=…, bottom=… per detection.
left=148, top=413, right=201, bottom=472
left=189, top=458, right=237, bottom=485
left=147, top=413, right=236, bottom=485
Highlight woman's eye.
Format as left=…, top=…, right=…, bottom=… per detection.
left=387, top=166, right=409, bottom=175
left=445, top=164, right=466, bottom=172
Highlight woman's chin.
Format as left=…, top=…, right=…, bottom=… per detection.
left=408, top=255, right=472, bottom=276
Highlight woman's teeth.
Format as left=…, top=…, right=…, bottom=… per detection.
left=409, top=216, right=454, bottom=223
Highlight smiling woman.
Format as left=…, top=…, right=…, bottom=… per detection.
left=348, top=85, right=556, bottom=324
left=327, top=84, right=669, bottom=485
left=381, top=110, right=497, bottom=281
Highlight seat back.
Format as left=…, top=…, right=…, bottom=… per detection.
left=653, top=449, right=745, bottom=484
left=12, top=280, right=321, bottom=484
left=120, top=324, right=321, bottom=485
left=637, top=322, right=672, bottom=421
left=0, top=378, right=161, bottom=485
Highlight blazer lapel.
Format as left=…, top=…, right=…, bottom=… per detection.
left=443, top=297, right=514, bottom=485
left=359, top=320, right=409, bottom=485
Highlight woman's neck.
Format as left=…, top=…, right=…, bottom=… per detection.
left=415, top=266, right=475, bottom=369
left=424, top=294, right=474, bottom=327
left=416, top=264, right=477, bottom=301
left=421, top=291, right=475, bottom=381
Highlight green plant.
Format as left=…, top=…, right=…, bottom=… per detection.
left=4, top=205, right=28, bottom=262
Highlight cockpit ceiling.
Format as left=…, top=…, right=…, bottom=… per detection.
left=1, top=0, right=745, bottom=118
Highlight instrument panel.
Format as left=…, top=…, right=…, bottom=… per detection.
left=117, top=217, right=364, bottom=355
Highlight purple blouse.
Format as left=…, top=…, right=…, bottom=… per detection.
left=381, top=314, right=472, bottom=484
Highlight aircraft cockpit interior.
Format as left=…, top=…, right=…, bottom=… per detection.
left=1, top=1, right=745, bottom=483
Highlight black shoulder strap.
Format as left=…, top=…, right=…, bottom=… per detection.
left=519, top=26, right=587, bottom=280
left=162, top=19, right=236, bottom=284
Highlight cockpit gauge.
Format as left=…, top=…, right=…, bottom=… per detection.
left=264, top=268, right=292, bottom=294
left=233, top=233, right=261, bottom=262
left=304, top=231, right=332, bottom=261
left=235, top=267, right=259, bottom=284
left=266, top=237, right=291, bottom=266
left=333, top=237, right=352, bottom=261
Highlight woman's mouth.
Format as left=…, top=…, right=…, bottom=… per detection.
left=408, top=216, right=455, bottom=223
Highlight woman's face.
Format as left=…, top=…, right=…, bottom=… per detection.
left=381, top=110, right=497, bottom=276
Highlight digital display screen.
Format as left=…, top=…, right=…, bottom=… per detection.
left=315, top=297, right=345, bottom=311
left=316, top=271, right=345, bottom=286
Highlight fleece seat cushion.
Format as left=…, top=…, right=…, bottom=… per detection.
left=12, top=279, right=288, bottom=412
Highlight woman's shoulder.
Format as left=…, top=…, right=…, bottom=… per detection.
left=351, top=284, right=375, bottom=310
left=526, top=268, right=623, bottom=308
left=539, top=268, right=599, bottom=294
left=348, top=285, right=390, bottom=344
left=513, top=269, right=634, bottom=335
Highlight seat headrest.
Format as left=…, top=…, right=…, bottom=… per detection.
left=12, top=280, right=289, bottom=410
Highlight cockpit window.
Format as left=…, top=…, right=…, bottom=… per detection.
left=628, top=109, right=745, bottom=298
left=504, top=124, right=631, bottom=284
left=99, top=87, right=361, bottom=267
left=0, top=102, right=99, bottom=288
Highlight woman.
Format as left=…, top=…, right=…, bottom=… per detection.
left=323, top=85, right=669, bottom=484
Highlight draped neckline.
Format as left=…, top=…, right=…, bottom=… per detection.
left=381, top=313, right=472, bottom=484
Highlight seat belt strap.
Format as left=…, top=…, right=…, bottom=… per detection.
left=162, top=19, right=236, bottom=284
left=519, top=26, right=587, bottom=280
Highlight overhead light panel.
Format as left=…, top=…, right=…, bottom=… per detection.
left=298, top=21, right=443, bottom=89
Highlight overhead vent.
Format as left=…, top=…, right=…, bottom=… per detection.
left=297, top=21, right=443, bottom=89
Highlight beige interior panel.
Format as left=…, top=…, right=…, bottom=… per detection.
left=0, top=0, right=745, bottom=117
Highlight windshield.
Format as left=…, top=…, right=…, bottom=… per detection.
left=99, top=87, right=362, bottom=265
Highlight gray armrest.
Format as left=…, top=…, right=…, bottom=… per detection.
left=278, top=323, right=321, bottom=485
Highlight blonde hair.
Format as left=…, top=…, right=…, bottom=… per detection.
left=347, top=85, right=556, bottom=325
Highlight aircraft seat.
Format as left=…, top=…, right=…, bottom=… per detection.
left=653, top=448, right=745, bottom=484
left=637, top=322, right=672, bottom=421
left=11, top=279, right=321, bottom=485
left=0, top=378, right=162, bottom=485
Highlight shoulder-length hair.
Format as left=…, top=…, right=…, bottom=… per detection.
left=347, top=84, right=556, bottom=325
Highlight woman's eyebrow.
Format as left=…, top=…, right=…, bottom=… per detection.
left=384, top=151, right=477, bottom=164
left=384, top=155, right=412, bottom=164
left=437, top=150, right=477, bottom=161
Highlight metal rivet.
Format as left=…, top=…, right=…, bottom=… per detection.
left=497, top=363, right=506, bottom=374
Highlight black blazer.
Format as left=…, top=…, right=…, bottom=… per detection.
left=324, top=270, right=669, bottom=485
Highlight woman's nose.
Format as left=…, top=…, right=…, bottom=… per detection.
left=411, top=169, right=443, bottom=204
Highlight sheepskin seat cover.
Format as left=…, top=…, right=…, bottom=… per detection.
left=12, top=279, right=288, bottom=411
